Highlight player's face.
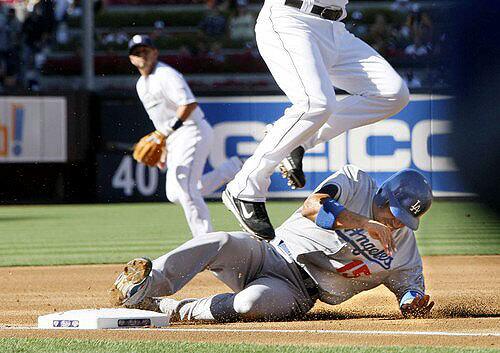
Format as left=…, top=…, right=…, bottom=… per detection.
left=375, top=205, right=405, bottom=231
left=129, top=46, right=158, bottom=71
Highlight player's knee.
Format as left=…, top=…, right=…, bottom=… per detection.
left=393, top=80, right=410, bottom=111
left=383, top=79, right=410, bottom=114
left=310, top=96, right=336, bottom=117
left=207, top=231, right=231, bottom=248
left=293, top=95, right=335, bottom=120
left=171, top=166, right=201, bottom=204
left=233, top=296, right=257, bottom=315
left=177, top=187, right=203, bottom=208
left=166, top=188, right=179, bottom=203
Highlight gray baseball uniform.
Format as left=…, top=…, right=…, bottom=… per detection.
left=274, top=164, right=425, bottom=306
left=143, top=165, right=425, bottom=321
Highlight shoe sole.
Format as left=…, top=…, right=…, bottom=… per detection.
left=278, top=159, right=305, bottom=189
left=222, top=189, right=259, bottom=237
left=109, top=257, right=152, bottom=306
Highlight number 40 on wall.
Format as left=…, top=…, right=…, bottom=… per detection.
left=111, top=156, right=161, bottom=196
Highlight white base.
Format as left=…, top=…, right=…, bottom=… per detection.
left=37, top=308, right=170, bottom=329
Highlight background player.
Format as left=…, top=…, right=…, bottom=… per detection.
left=128, top=35, right=242, bottom=237
left=222, top=0, right=410, bottom=240
left=111, top=165, right=434, bottom=322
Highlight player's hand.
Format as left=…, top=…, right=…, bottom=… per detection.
left=156, top=147, right=167, bottom=170
left=133, top=131, right=166, bottom=167
left=363, top=220, right=395, bottom=256
left=401, top=294, right=434, bottom=318
left=156, top=161, right=167, bottom=170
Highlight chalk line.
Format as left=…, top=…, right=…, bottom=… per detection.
left=1, top=326, right=499, bottom=337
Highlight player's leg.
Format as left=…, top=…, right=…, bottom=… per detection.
left=166, top=276, right=314, bottom=322
left=148, top=232, right=268, bottom=298
left=111, top=231, right=262, bottom=307
left=198, top=155, right=242, bottom=196
left=165, top=157, right=179, bottom=204
left=166, top=123, right=214, bottom=237
left=303, top=24, right=409, bottom=150
left=280, top=24, right=409, bottom=188
left=224, top=5, right=337, bottom=238
left=152, top=233, right=315, bottom=322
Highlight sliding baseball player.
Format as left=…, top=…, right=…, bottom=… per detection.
left=128, top=35, right=242, bottom=237
left=111, top=165, right=434, bottom=322
left=222, top=0, right=410, bottom=240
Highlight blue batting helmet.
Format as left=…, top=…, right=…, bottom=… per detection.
left=373, top=169, right=433, bottom=230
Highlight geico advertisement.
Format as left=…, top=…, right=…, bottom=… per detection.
left=0, top=97, right=67, bottom=163
left=100, top=95, right=468, bottom=201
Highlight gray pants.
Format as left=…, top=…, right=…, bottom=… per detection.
left=146, top=231, right=316, bottom=322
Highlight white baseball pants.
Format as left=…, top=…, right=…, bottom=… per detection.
left=227, top=1, right=409, bottom=202
left=166, top=120, right=241, bottom=237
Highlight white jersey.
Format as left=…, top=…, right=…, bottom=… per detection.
left=135, top=61, right=241, bottom=237
left=275, top=165, right=425, bottom=306
left=135, top=61, right=205, bottom=136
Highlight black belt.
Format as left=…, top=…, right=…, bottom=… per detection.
left=284, top=0, right=343, bottom=21
left=276, top=241, right=319, bottom=299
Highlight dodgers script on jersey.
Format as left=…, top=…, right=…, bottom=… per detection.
left=275, top=165, right=425, bottom=305
left=136, top=62, right=204, bottom=136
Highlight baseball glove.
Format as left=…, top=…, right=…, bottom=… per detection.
left=133, top=131, right=166, bottom=167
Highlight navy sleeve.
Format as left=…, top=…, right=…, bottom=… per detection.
left=315, top=183, right=340, bottom=199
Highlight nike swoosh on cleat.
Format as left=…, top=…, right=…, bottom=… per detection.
left=241, top=205, right=254, bottom=219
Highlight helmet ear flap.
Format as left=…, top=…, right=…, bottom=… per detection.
left=373, top=187, right=389, bottom=208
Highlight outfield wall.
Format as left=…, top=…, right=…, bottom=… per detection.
left=0, top=93, right=467, bottom=202
left=96, top=94, right=469, bottom=201
left=0, top=92, right=94, bottom=203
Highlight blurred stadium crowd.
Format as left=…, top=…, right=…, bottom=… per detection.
left=0, top=0, right=449, bottom=93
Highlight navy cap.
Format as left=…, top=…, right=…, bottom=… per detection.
left=373, top=169, right=433, bottom=230
left=128, top=35, right=155, bottom=54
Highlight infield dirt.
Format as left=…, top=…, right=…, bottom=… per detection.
left=0, top=256, right=498, bottom=348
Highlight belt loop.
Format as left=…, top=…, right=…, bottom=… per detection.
left=300, top=0, right=314, bottom=13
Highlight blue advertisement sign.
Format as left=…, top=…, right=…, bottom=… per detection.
left=99, top=95, right=469, bottom=201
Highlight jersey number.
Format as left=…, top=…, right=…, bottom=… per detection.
left=337, top=260, right=371, bottom=278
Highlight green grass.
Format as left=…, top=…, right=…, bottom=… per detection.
left=417, top=201, right=500, bottom=255
left=0, top=201, right=498, bottom=267
left=0, top=338, right=497, bottom=353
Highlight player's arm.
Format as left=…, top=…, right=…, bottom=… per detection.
left=176, top=102, right=198, bottom=123
left=159, top=68, right=199, bottom=136
left=384, top=265, right=434, bottom=319
left=301, top=185, right=395, bottom=256
left=156, top=102, right=197, bottom=138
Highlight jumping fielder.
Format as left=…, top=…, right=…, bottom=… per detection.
left=111, top=165, right=434, bottom=322
left=128, top=35, right=242, bottom=237
left=222, top=0, right=410, bottom=240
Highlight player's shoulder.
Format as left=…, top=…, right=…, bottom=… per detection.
left=155, top=61, right=182, bottom=78
left=314, top=165, right=377, bottom=203
left=343, top=165, right=377, bottom=191
left=135, top=76, right=145, bottom=92
left=341, top=164, right=372, bottom=182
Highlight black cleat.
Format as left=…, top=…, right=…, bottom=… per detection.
left=279, top=146, right=306, bottom=189
left=222, top=189, right=275, bottom=241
